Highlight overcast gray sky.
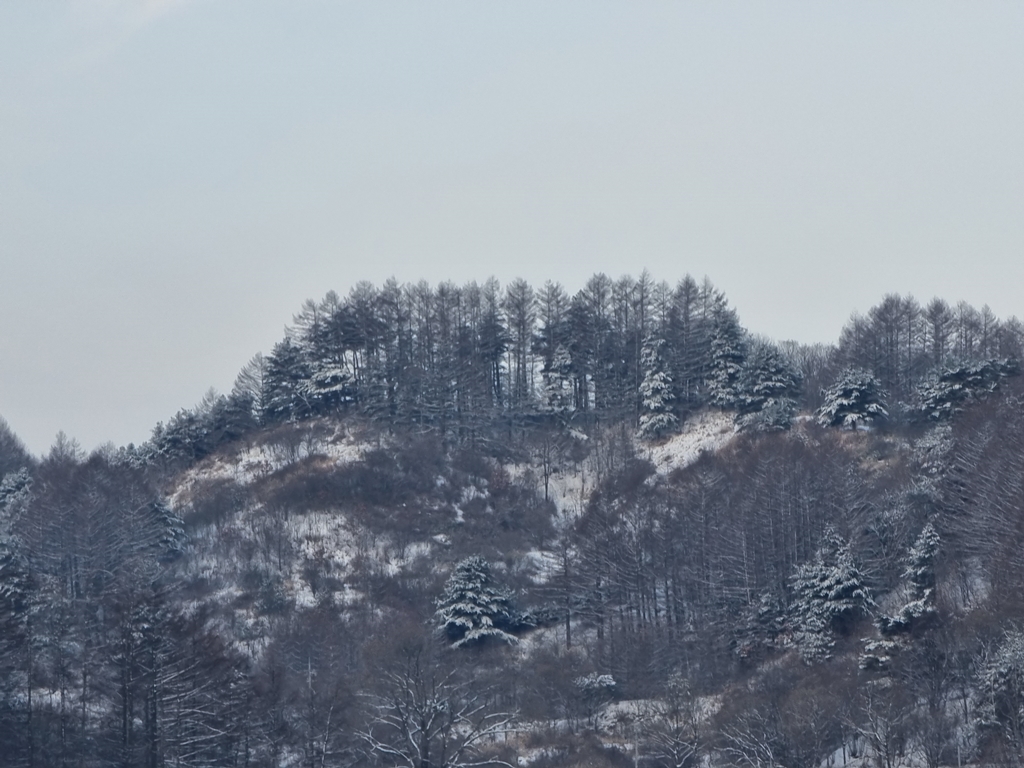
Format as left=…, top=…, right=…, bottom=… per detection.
left=2, top=2, right=1023, bottom=456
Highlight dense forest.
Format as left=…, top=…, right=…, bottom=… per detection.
left=3, top=273, right=1024, bottom=768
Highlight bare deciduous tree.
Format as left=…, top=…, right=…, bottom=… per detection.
left=360, top=648, right=516, bottom=768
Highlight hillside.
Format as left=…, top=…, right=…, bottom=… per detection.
left=3, top=277, right=1024, bottom=768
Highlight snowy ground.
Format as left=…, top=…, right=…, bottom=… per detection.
left=641, top=410, right=736, bottom=474
left=544, top=465, right=591, bottom=519
left=520, top=548, right=562, bottom=584
left=168, top=421, right=374, bottom=509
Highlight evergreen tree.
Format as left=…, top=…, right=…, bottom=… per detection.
left=736, top=342, right=801, bottom=431
left=503, top=279, right=536, bottom=410
left=637, top=336, right=679, bottom=439
left=817, top=368, right=888, bottom=429
left=791, top=530, right=872, bottom=661
left=306, top=359, right=355, bottom=412
left=434, top=557, right=518, bottom=648
left=979, top=630, right=1024, bottom=757
left=706, top=304, right=746, bottom=409
left=0, top=469, right=32, bottom=651
left=540, top=344, right=575, bottom=414
left=915, top=358, right=1019, bottom=421
left=0, top=417, right=32, bottom=479
left=366, top=278, right=413, bottom=421
left=877, top=523, right=940, bottom=636
left=581, top=274, right=617, bottom=412
left=149, top=406, right=210, bottom=463
left=566, top=293, right=597, bottom=412
left=265, top=337, right=314, bottom=422
left=0, top=470, right=33, bottom=640
left=476, top=278, right=508, bottom=413
left=665, top=275, right=707, bottom=412
left=904, top=522, right=940, bottom=599
left=535, top=281, right=570, bottom=375
left=923, top=298, right=955, bottom=367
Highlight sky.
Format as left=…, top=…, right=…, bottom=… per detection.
left=2, top=2, right=1024, bottom=456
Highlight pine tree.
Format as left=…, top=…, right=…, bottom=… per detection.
left=434, top=557, right=518, bottom=648
left=536, top=281, right=570, bottom=374
left=265, top=337, right=314, bottom=422
left=817, top=368, right=888, bottom=429
left=877, top=523, right=940, bottom=636
left=791, top=529, right=872, bottom=661
left=637, top=336, right=679, bottom=439
left=504, top=279, right=536, bottom=410
left=736, top=342, right=801, bottom=431
left=540, top=344, right=575, bottom=414
left=0, top=469, right=32, bottom=639
left=706, top=305, right=746, bottom=409
left=665, top=275, right=707, bottom=413
left=149, top=407, right=210, bottom=463
left=306, top=360, right=355, bottom=412
left=0, top=417, right=32, bottom=479
left=979, top=630, right=1024, bottom=755
left=0, top=471, right=34, bottom=625
left=915, top=358, right=1020, bottom=421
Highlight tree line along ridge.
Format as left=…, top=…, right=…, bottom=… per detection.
left=144, top=274, right=1022, bottom=464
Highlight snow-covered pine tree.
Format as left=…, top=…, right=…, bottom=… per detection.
left=0, top=470, right=32, bottom=736
left=735, top=341, right=801, bottom=431
left=792, top=610, right=836, bottom=663
left=790, top=529, right=872, bottom=661
left=904, top=522, right=940, bottom=599
left=664, top=275, right=709, bottom=413
left=0, top=467, right=31, bottom=509
left=264, top=337, right=314, bottom=423
left=434, top=556, right=518, bottom=648
left=979, top=630, right=1024, bottom=754
left=293, top=293, right=357, bottom=416
left=148, top=406, right=210, bottom=463
left=151, top=501, right=189, bottom=564
left=541, top=344, right=575, bottom=414
left=637, top=336, right=679, bottom=440
left=0, top=417, right=32, bottom=479
left=706, top=306, right=746, bottom=410
left=0, top=466, right=42, bottom=750
left=0, top=468, right=31, bottom=613
left=877, top=522, right=940, bottom=636
left=306, top=360, right=355, bottom=412
left=817, top=368, right=888, bottom=429
left=915, top=358, right=1020, bottom=421
left=573, top=673, right=617, bottom=730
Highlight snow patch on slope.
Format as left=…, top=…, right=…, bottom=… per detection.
left=234, top=428, right=370, bottom=483
left=545, top=468, right=591, bottom=519
left=642, top=410, right=735, bottom=474
left=167, top=424, right=374, bottom=509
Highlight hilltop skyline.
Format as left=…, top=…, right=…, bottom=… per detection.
left=3, top=2, right=1024, bottom=453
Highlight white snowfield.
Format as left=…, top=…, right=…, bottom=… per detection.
left=643, top=409, right=736, bottom=474
left=168, top=421, right=370, bottom=506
